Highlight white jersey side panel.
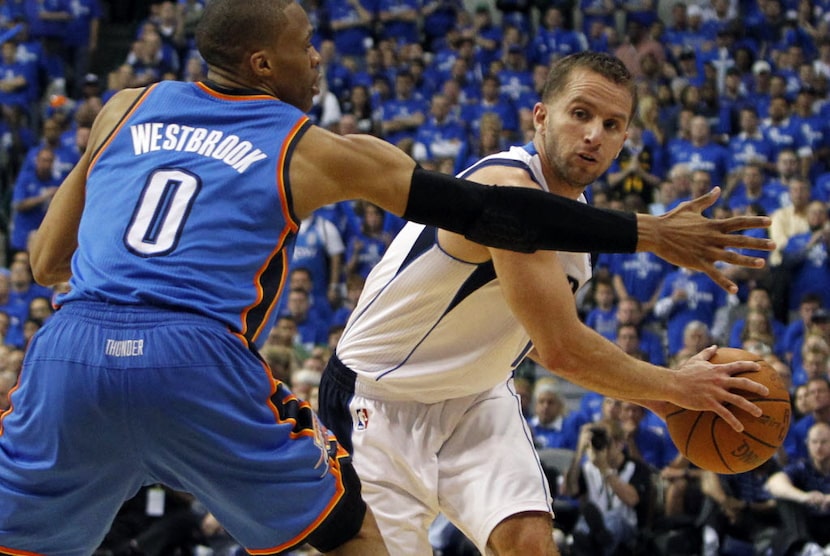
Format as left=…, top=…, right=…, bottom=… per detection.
left=337, top=145, right=592, bottom=403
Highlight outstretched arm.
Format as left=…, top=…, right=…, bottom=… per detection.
left=292, top=130, right=772, bottom=293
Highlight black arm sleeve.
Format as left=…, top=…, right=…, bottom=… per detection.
left=402, top=167, right=638, bottom=254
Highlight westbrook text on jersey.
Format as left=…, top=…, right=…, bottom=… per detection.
left=129, top=123, right=268, bottom=174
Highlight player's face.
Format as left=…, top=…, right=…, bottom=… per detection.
left=266, top=2, right=321, bottom=112
left=533, top=68, right=630, bottom=195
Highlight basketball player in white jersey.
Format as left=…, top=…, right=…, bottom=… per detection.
left=317, top=52, right=771, bottom=555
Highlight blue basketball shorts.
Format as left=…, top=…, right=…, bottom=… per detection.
left=0, top=302, right=365, bottom=556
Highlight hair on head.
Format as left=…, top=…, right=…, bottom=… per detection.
left=196, top=0, right=293, bottom=74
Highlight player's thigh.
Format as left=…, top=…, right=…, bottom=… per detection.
left=0, top=319, right=145, bottom=556
left=131, top=331, right=365, bottom=554
left=346, top=394, right=442, bottom=555
left=437, top=383, right=553, bottom=553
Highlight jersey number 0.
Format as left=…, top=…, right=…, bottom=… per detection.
left=124, top=168, right=202, bottom=257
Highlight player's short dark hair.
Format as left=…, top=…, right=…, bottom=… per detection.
left=196, top=0, right=292, bottom=74
left=541, top=52, right=636, bottom=121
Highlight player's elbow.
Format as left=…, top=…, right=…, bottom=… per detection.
left=30, top=246, right=71, bottom=286
left=30, top=259, right=67, bottom=287
left=533, top=339, right=582, bottom=374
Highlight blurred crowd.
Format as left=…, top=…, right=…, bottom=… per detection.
left=0, top=0, right=830, bottom=554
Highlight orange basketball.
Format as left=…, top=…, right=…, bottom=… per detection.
left=665, top=347, right=791, bottom=474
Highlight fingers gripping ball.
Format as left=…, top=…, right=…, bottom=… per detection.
left=665, top=348, right=791, bottom=474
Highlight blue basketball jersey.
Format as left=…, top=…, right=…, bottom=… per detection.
left=59, top=81, right=310, bottom=346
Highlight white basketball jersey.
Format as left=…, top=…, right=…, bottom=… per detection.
left=336, top=144, right=592, bottom=403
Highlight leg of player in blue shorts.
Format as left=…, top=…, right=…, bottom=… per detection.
left=0, top=304, right=384, bottom=555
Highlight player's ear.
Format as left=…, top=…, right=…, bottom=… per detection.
left=533, top=103, right=547, bottom=134
left=250, top=51, right=272, bottom=76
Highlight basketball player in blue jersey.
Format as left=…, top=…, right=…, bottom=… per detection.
left=317, top=52, right=774, bottom=556
left=0, top=0, right=773, bottom=553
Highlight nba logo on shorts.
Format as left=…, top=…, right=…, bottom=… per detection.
left=355, top=408, right=369, bottom=430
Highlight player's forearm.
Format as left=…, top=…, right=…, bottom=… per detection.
left=540, top=328, right=681, bottom=405
left=404, top=168, right=638, bottom=254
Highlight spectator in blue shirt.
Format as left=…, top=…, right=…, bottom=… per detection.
left=422, top=0, right=464, bottom=52
left=766, top=421, right=830, bottom=554
left=379, top=69, right=428, bottom=148
left=530, top=6, right=586, bottom=67
left=669, top=114, right=730, bottom=187
left=620, top=401, right=677, bottom=471
left=654, top=268, right=731, bottom=357
left=528, top=378, right=578, bottom=450
left=10, top=146, right=60, bottom=255
left=727, top=161, right=784, bottom=216
left=585, top=278, right=618, bottom=340
left=0, top=39, right=35, bottom=119
left=328, top=0, right=374, bottom=58
left=762, top=94, right=811, bottom=173
left=614, top=297, right=667, bottom=366
left=376, top=0, right=421, bottom=47
left=728, top=286, right=788, bottom=358
left=412, top=92, right=467, bottom=164
left=461, top=73, right=519, bottom=143
left=344, top=202, right=393, bottom=280
left=727, top=106, right=776, bottom=185
left=781, top=201, right=830, bottom=313
left=470, top=4, right=502, bottom=71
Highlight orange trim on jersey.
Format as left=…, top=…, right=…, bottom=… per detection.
left=248, top=355, right=347, bottom=554
left=240, top=234, right=291, bottom=341
left=238, top=116, right=307, bottom=342
left=0, top=544, right=45, bottom=555
left=276, top=117, right=307, bottom=233
left=0, top=367, right=22, bottom=436
left=195, top=81, right=278, bottom=102
left=86, top=83, right=161, bottom=177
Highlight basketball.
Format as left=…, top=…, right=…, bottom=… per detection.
left=664, top=348, right=791, bottom=474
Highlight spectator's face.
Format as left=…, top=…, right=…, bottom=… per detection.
left=739, top=110, right=758, bottom=132
left=742, top=166, right=764, bottom=191
left=287, top=291, right=310, bottom=318
left=690, top=117, right=710, bottom=142
left=776, top=152, right=798, bottom=178
left=602, top=397, right=622, bottom=421
left=10, top=262, right=31, bottom=289
left=747, top=289, right=771, bottom=312
left=621, top=402, right=644, bottom=425
left=807, top=380, right=830, bottom=412
left=594, top=284, right=614, bottom=308
left=616, top=300, right=642, bottom=325
left=289, top=271, right=313, bottom=293
left=271, top=318, right=297, bottom=344
left=534, top=390, right=563, bottom=424
left=806, top=201, right=828, bottom=230
left=28, top=298, right=52, bottom=321
left=795, top=385, right=812, bottom=415
left=363, top=204, right=383, bottom=231
left=806, top=423, right=830, bottom=465
left=1, top=42, right=15, bottom=63
left=616, top=326, right=640, bottom=354
left=788, top=180, right=811, bottom=208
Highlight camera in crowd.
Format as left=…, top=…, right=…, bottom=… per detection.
left=589, top=426, right=609, bottom=451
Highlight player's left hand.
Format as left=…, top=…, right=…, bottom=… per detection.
left=647, top=346, right=770, bottom=432
left=642, top=188, right=774, bottom=294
